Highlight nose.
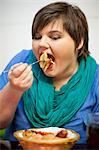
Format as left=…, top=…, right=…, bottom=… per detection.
left=39, top=36, right=50, bottom=50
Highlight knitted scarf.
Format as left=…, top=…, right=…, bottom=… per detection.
left=23, top=52, right=97, bottom=127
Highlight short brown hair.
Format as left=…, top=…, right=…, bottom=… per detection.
left=32, top=2, right=90, bottom=59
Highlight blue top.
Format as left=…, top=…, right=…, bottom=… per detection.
left=0, top=49, right=99, bottom=143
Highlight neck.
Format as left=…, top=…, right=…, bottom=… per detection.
left=53, top=62, right=78, bottom=91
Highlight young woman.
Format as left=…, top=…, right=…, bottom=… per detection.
left=0, top=2, right=99, bottom=144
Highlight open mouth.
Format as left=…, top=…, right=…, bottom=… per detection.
left=47, top=53, right=55, bottom=62
left=39, top=52, right=55, bottom=71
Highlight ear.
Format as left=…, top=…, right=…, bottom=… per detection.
left=77, top=39, right=84, bottom=50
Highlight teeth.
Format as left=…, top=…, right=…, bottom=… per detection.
left=39, top=52, right=54, bottom=71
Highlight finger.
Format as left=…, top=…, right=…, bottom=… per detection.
left=24, top=79, right=33, bottom=90
left=19, top=71, right=33, bottom=89
left=23, top=76, right=33, bottom=89
left=12, top=63, right=28, bottom=77
left=21, top=71, right=33, bottom=85
left=8, top=71, right=33, bottom=91
left=10, top=62, right=23, bottom=71
left=19, top=65, right=32, bottom=80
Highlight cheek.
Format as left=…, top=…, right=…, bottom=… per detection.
left=62, top=42, right=76, bottom=58
left=53, top=38, right=75, bottom=54
left=57, top=47, right=76, bottom=64
left=54, top=45, right=75, bottom=60
left=62, top=50, right=76, bottom=61
left=32, top=42, right=39, bottom=58
left=32, top=41, right=37, bottom=51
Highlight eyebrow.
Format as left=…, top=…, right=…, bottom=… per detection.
left=48, top=30, right=63, bottom=34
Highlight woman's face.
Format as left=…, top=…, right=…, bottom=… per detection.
left=32, top=19, right=79, bottom=80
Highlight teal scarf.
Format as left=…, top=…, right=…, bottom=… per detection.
left=23, top=52, right=97, bottom=127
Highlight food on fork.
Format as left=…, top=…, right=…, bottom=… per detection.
left=39, top=52, right=54, bottom=71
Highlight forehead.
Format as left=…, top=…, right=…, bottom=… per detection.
left=40, top=19, right=64, bottom=33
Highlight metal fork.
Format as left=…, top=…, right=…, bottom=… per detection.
left=2, top=60, right=40, bottom=73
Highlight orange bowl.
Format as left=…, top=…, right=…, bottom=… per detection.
left=13, top=127, right=80, bottom=150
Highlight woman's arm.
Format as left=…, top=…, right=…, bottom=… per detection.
left=0, top=63, right=33, bottom=129
left=0, top=82, right=23, bottom=128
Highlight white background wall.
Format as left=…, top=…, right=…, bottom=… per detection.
left=0, top=0, right=99, bottom=73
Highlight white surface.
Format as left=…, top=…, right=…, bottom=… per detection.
left=0, top=0, right=99, bottom=73
left=17, top=127, right=76, bottom=139
left=32, top=127, right=66, bottom=134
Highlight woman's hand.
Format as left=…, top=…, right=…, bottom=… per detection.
left=8, top=63, right=33, bottom=92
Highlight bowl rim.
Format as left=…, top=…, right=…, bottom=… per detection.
left=13, top=128, right=80, bottom=145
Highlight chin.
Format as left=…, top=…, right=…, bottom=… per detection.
left=44, top=70, right=56, bottom=77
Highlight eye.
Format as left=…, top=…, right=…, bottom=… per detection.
left=33, top=33, right=42, bottom=40
left=49, top=34, right=61, bottom=40
left=51, top=36, right=61, bottom=40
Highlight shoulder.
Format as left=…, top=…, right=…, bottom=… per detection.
left=92, top=64, right=99, bottom=100
left=95, top=64, right=99, bottom=75
left=94, top=64, right=99, bottom=85
left=9, top=49, right=32, bottom=63
left=0, top=49, right=33, bottom=89
left=4, top=49, right=33, bottom=70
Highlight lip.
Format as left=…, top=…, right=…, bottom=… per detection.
left=45, top=61, right=55, bottom=72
